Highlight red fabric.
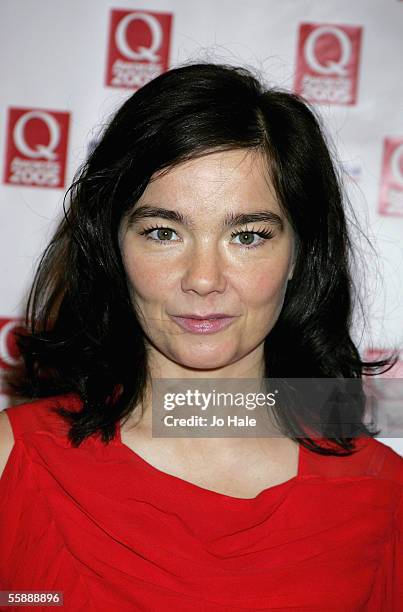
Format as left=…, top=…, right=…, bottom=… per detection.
left=0, top=393, right=402, bottom=611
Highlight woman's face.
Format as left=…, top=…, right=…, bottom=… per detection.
left=118, top=149, right=295, bottom=376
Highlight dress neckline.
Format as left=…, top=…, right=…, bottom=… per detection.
left=114, top=420, right=307, bottom=504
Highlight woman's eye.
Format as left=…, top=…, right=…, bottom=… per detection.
left=139, top=227, right=180, bottom=243
left=230, top=229, right=275, bottom=249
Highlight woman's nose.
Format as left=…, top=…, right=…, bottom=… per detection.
left=181, top=243, right=227, bottom=296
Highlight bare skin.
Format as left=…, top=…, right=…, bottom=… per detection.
left=120, top=411, right=300, bottom=498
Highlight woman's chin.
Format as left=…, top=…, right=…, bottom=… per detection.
left=170, top=348, right=238, bottom=372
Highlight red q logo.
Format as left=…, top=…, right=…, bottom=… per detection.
left=0, top=319, right=23, bottom=370
left=105, top=9, right=173, bottom=90
left=362, top=349, right=403, bottom=440
left=13, top=110, right=60, bottom=160
left=0, top=318, right=24, bottom=397
left=363, top=349, right=403, bottom=379
left=294, top=23, right=362, bottom=105
left=304, top=26, right=352, bottom=76
left=3, top=107, right=70, bottom=189
left=115, top=12, right=163, bottom=62
left=390, top=143, right=403, bottom=187
left=379, top=138, right=403, bottom=217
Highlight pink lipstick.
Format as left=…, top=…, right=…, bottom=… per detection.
left=170, top=314, right=237, bottom=334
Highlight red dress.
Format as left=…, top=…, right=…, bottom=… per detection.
left=0, top=393, right=402, bottom=611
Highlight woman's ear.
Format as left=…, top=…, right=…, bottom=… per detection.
left=288, top=236, right=297, bottom=281
left=288, top=257, right=295, bottom=282
left=287, top=269, right=293, bottom=282
left=287, top=256, right=295, bottom=283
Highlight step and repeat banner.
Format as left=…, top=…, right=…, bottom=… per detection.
left=0, top=0, right=402, bottom=453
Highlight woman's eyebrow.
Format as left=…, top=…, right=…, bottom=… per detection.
left=127, top=205, right=284, bottom=231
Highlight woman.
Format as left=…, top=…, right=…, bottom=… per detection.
left=0, top=63, right=402, bottom=611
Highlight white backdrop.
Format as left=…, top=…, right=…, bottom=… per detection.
left=0, top=0, right=402, bottom=455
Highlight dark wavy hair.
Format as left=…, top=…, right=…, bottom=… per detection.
left=6, top=62, right=399, bottom=455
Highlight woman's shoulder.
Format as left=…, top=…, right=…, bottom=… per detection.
left=0, top=409, right=14, bottom=480
left=0, top=393, right=82, bottom=480
left=304, top=436, right=403, bottom=486
left=3, top=392, right=82, bottom=439
left=363, top=437, right=403, bottom=484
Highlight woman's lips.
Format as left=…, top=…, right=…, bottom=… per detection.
left=170, top=315, right=237, bottom=334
